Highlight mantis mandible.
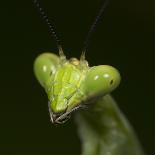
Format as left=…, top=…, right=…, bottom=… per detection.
left=33, top=0, right=145, bottom=155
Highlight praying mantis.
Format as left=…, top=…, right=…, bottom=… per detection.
left=33, top=0, right=145, bottom=155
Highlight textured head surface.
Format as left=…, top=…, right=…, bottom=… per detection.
left=34, top=53, right=121, bottom=124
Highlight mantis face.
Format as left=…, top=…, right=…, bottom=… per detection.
left=34, top=53, right=121, bottom=124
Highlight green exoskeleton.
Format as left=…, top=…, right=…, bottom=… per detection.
left=34, top=51, right=120, bottom=123
left=33, top=0, right=145, bottom=155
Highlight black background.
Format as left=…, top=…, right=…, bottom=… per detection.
left=0, top=0, right=155, bottom=155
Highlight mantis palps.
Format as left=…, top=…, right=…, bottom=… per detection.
left=33, top=0, right=145, bottom=155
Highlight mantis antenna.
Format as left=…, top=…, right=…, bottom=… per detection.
left=83, top=0, right=110, bottom=52
left=34, top=0, right=63, bottom=55
left=34, top=0, right=110, bottom=55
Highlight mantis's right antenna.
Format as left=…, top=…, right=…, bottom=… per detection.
left=82, top=0, right=110, bottom=53
left=34, top=0, right=63, bottom=54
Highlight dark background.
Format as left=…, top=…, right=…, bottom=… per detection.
left=0, top=0, right=154, bottom=155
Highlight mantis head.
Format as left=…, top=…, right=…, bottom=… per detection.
left=34, top=53, right=121, bottom=124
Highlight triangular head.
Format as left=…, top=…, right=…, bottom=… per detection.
left=34, top=52, right=121, bottom=124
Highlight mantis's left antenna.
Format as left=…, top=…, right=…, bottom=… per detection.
left=34, top=0, right=63, bottom=53
left=82, top=0, right=110, bottom=53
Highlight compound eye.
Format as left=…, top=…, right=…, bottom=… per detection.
left=34, top=53, right=59, bottom=87
left=84, top=65, right=121, bottom=96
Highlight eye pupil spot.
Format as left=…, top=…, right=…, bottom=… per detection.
left=110, top=79, right=114, bottom=85
left=50, top=71, right=53, bottom=76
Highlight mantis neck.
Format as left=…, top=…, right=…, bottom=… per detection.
left=75, top=95, right=145, bottom=155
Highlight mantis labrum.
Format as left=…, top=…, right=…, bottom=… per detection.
left=33, top=0, right=145, bottom=155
